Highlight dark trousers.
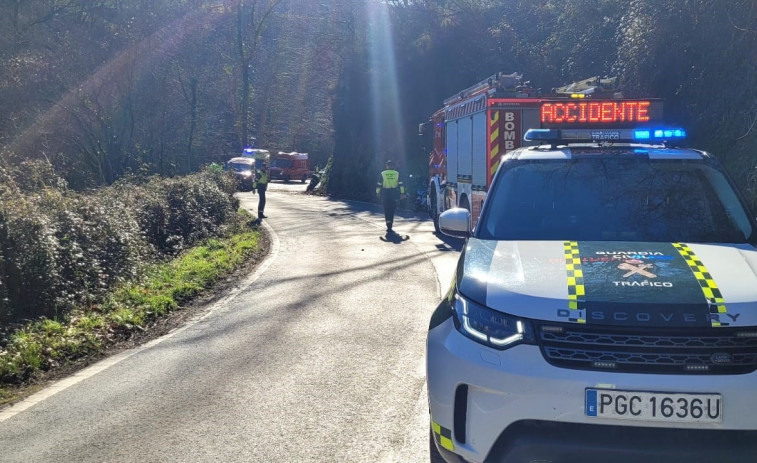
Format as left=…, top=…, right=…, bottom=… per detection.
left=381, top=188, right=399, bottom=230
left=257, top=183, right=267, bottom=215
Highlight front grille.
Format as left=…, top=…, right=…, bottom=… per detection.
left=536, top=323, right=757, bottom=374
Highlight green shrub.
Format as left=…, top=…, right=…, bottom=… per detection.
left=74, top=315, right=104, bottom=331
left=0, top=193, right=59, bottom=320
left=0, top=166, right=240, bottom=323
left=134, top=170, right=238, bottom=254
left=0, top=330, right=43, bottom=381
left=39, top=189, right=148, bottom=312
left=110, top=308, right=143, bottom=328
left=0, top=239, right=9, bottom=321
left=3, top=160, right=68, bottom=192
left=0, top=226, right=260, bottom=385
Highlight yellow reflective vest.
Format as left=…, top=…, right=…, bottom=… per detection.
left=254, top=170, right=268, bottom=188
left=376, top=169, right=405, bottom=195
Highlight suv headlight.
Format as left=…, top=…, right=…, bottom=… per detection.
left=453, top=292, right=534, bottom=349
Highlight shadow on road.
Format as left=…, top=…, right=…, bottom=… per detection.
left=379, top=232, right=410, bottom=244
left=432, top=231, right=464, bottom=252
left=320, top=195, right=465, bottom=252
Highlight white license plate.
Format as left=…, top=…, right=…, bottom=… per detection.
left=586, top=389, right=722, bottom=423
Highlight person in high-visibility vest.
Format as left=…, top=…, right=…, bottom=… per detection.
left=376, top=160, right=406, bottom=233
left=253, top=162, right=270, bottom=219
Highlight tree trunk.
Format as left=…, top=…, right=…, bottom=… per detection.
left=187, top=77, right=197, bottom=173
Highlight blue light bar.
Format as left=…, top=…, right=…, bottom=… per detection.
left=526, top=127, right=688, bottom=144
left=639, top=128, right=687, bottom=141
left=524, top=129, right=561, bottom=141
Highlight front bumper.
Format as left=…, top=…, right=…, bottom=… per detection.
left=232, top=175, right=254, bottom=190
left=427, top=318, right=757, bottom=463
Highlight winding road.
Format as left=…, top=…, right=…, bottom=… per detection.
left=0, top=182, right=461, bottom=463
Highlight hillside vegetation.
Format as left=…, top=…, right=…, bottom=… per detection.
left=1, top=1, right=754, bottom=199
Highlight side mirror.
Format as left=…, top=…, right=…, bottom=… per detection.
left=439, top=208, right=471, bottom=238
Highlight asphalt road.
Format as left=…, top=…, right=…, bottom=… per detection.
left=0, top=181, right=462, bottom=463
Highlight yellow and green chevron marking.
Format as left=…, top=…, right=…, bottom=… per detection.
left=432, top=421, right=454, bottom=452
left=564, top=241, right=586, bottom=323
left=673, top=243, right=728, bottom=327
left=489, top=111, right=500, bottom=178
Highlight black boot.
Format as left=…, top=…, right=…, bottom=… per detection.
left=259, top=211, right=267, bottom=219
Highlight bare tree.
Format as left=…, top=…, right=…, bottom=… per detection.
left=234, top=0, right=286, bottom=149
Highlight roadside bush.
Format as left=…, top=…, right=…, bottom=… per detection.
left=134, top=170, right=239, bottom=254
left=2, top=159, right=68, bottom=192
left=0, top=193, right=59, bottom=320
left=0, top=248, right=8, bottom=321
left=313, top=155, right=333, bottom=196
left=0, top=187, right=150, bottom=322
left=0, top=169, right=11, bottom=320
left=0, top=167, right=240, bottom=324
left=39, top=189, right=149, bottom=314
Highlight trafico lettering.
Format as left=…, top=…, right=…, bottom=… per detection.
left=613, top=280, right=673, bottom=288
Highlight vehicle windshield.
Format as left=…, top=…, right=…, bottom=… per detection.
left=272, top=158, right=294, bottom=168
left=478, top=156, right=754, bottom=243
left=228, top=162, right=253, bottom=172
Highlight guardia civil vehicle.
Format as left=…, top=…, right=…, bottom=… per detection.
left=427, top=99, right=757, bottom=462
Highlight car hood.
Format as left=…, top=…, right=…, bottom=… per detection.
left=458, top=240, right=757, bottom=328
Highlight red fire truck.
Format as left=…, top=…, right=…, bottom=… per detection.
left=423, top=72, right=634, bottom=232
left=270, top=151, right=311, bottom=183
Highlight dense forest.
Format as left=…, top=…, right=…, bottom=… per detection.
left=1, top=0, right=756, bottom=199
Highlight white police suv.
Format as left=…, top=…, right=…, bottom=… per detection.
left=427, top=120, right=757, bottom=462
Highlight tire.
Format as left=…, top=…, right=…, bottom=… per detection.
left=284, top=174, right=291, bottom=183
left=301, top=174, right=307, bottom=183
left=430, top=189, right=440, bottom=233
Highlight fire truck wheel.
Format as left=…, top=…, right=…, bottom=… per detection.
left=283, top=174, right=291, bottom=183
left=430, top=190, right=440, bottom=233
left=301, top=175, right=308, bottom=183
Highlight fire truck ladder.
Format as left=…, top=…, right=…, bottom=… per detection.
left=443, top=71, right=525, bottom=106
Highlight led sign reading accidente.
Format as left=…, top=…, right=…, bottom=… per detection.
left=541, top=100, right=652, bottom=125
